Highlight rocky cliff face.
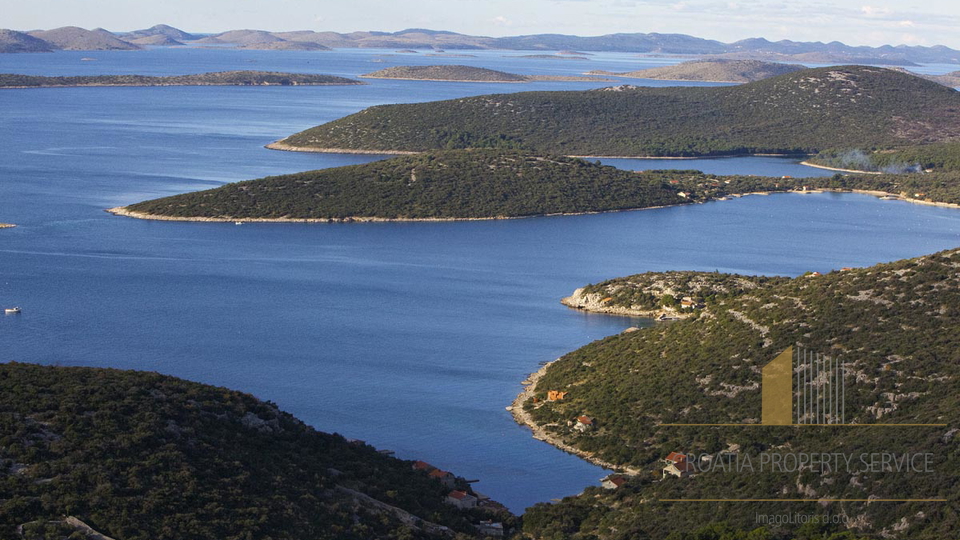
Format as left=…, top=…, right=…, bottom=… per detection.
left=561, top=287, right=687, bottom=318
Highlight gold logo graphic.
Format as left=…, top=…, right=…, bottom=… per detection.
left=663, top=345, right=944, bottom=427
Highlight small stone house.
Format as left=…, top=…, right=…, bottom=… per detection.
left=446, top=490, right=478, bottom=509
left=574, top=415, right=595, bottom=432
left=601, top=474, right=628, bottom=489
left=476, top=520, right=504, bottom=537
left=429, top=468, right=456, bottom=489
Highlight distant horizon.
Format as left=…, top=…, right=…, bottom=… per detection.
left=10, top=23, right=960, bottom=52
left=4, top=0, right=960, bottom=50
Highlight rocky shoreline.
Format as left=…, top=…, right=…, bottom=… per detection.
left=265, top=142, right=419, bottom=155
left=106, top=202, right=690, bottom=224
left=799, top=160, right=883, bottom=175
left=508, top=360, right=642, bottom=476
left=106, top=206, right=502, bottom=223
left=560, top=287, right=692, bottom=319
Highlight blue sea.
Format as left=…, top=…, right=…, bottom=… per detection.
left=2, top=48, right=959, bottom=512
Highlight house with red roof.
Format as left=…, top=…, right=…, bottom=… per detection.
left=446, top=490, right=478, bottom=509
left=429, top=468, right=456, bottom=488
left=601, top=474, right=628, bottom=489
left=574, top=415, right=595, bottom=432
left=662, top=452, right=695, bottom=478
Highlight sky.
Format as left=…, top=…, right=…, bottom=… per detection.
left=4, top=0, right=960, bottom=49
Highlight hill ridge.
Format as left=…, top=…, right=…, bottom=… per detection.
left=276, top=66, right=960, bottom=157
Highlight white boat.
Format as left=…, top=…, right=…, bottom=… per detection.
left=5, top=307, right=21, bottom=314
left=235, top=221, right=243, bottom=225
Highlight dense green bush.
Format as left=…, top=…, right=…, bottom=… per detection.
left=0, top=364, right=513, bottom=539
left=523, top=250, right=960, bottom=539
left=280, top=67, right=960, bottom=156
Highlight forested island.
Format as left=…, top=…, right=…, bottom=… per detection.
left=272, top=66, right=960, bottom=157
left=360, top=65, right=610, bottom=83
left=517, top=249, right=960, bottom=540
left=586, top=59, right=805, bottom=83
left=0, top=363, right=516, bottom=539
left=110, top=149, right=960, bottom=222
left=0, top=71, right=362, bottom=89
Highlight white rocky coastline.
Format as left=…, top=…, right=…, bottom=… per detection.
left=508, top=360, right=642, bottom=476
left=560, top=287, right=692, bottom=319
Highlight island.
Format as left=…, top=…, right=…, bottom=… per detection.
left=513, top=54, right=589, bottom=60
left=0, top=362, right=516, bottom=539
left=0, top=29, right=54, bottom=53
left=517, top=248, right=959, bottom=540
left=109, top=149, right=960, bottom=223
left=27, top=25, right=141, bottom=51
left=5, top=25, right=960, bottom=67
left=238, top=41, right=331, bottom=51
left=586, top=59, right=805, bottom=83
left=360, top=64, right=612, bottom=83
left=0, top=71, right=363, bottom=89
left=270, top=66, right=960, bottom=158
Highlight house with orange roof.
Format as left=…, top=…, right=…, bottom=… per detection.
left=662, top=452, right=695, bottom=478
left=446, top=490, right=478, bottom=509
left=429, top=468, right=456, bottom=489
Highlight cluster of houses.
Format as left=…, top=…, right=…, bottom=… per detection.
left=542, top=390, right=598, bottom=434
left=411, top=460, right=506, bottom=537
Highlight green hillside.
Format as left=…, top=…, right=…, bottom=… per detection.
left=811, top=141, right=960, bottom=173
left=519, top=250, right=960, bottom=539
left=275, top=66, right=960, bottom=157
left=0, top=363, right=514, bottom=540
left=116, top=149, right=960, bottom=221
left=117, top=150, right=745, bottom=221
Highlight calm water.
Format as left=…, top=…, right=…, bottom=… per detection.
left=2, top=49, right=960, bottom=512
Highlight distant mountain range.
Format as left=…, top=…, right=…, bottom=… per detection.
left=2, top=25, right=960, bottom=65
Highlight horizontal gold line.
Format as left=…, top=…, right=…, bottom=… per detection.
left=661, top=500, right=948, bottom=503
left=657, top=424, right=947, bottom=427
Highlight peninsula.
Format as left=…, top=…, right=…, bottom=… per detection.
left=586, top=58, right=805, bottom=83
left=360, top=65, right=611, bottom=83
left=0, top=71, right=363, bottom=89
left=271, top=66, right=960, bottom=157
left=111, top=149, right=960, bottom=222
left=519, top=248, right=960, bottom=539
left=111, top=150, right=702, bottom=222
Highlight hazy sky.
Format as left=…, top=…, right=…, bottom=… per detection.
left=5, top=0, right=960, bottom=49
